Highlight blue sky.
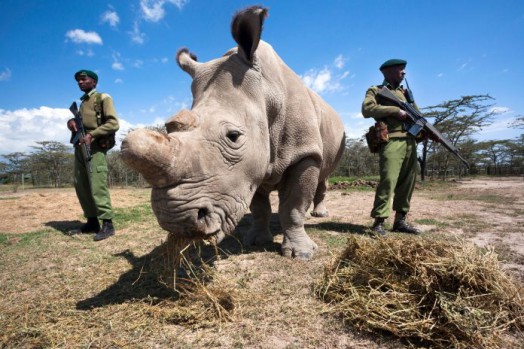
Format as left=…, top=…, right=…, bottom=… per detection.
left=1, top=0, right=523, bottom=155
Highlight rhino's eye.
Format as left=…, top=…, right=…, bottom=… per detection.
left=226, top=130, right=241, bottom=142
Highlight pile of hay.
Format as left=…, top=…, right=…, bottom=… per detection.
left=152, top=233, right=237, bottom=327
left=330, top=179, right=378, bottom=190
left=316, top=236, right=524, bottom=348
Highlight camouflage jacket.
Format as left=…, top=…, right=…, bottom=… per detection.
left=361, top=82, right=420, bottom=134
left=79, top=89, right=120, bottom=139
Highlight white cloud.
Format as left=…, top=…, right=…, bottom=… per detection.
left=130, top=21, right=146, bottom=44
left=112, top=62, right=124, bottom=70
left=116, top=118, right=136, bottom=141
left=0, top=68, right=12, bottom=82
left=303, top=68, right=334, bottom=93
left=140, top=0, right=165, bottom=22
left=101, top=10, right=120, bottom=27
left=65, top=29, right=103, bottom=45
left=300, top=54, right=351, bottom=94
left=334, top=54, right=346, bottom=69
left=140, top=0, right=188, bottom=22
left=339, top=112, right=374, bottom=140
left=0, top=106, right=142, bottom=155
left=112, top=52, right=124, bottom=71
left=437, top=73, right=443, bottom=78
left=478, top=116, right=516, bottom=138
left=114, top=78, right=124, bottom=84
left=301, top=67, right=348, bottom=94
left=457, top=59, right=472, bottom=72
left=153, top=57, right=170, bottom=64
left=490, top=106, right=510, bottom=114
left=75, top=49, right=94, bottom=57
left=0, top=107, right=72, bottom=154
left=132, top=60, right=144, bottom=68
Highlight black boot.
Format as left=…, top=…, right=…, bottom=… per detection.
left=392, top=213, right=421, bottom=235
left=94, top=219, right=115, bottom=241
left=81, top=217, right=100, bottom=233
left=372, top=217, right=387, bottom=236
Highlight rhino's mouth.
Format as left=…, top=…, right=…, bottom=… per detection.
left=204, top=229, right=226, bottom=244
left=151, top=193, right=237, bottom=243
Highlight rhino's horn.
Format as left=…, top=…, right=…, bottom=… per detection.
left=165, top=109, right=199, bottom=133
left=120, top=129, right=180, bottom=188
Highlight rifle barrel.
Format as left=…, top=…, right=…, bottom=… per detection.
left=69, top=101, right=92, bottom=169
left=377, top=87, right=470, bottom=169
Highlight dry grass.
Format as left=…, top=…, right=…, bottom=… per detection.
left=1, top=178, right=524, bottom=348
left=155, top=234, right=238, bottom=325
left=0, top=219, right=241, bottom=348
left=315, top=235, right=524, bottom=348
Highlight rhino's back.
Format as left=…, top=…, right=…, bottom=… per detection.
left=307, top=89, right=345, bottom=178
left=257, top=41, right=345, bottom=183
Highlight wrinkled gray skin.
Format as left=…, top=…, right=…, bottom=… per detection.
left=121, top=6, right=345, bottom=260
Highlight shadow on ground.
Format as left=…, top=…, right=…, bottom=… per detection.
left=307, top=221, right=369, bottom=236
left=45, top=220, right=84, bottom=235
left=75, top=213, right=276, bottom=310
left=75, top=212, right=366, bottom=310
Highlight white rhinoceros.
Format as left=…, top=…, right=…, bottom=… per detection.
left=121, top=6, right=345, bottom=260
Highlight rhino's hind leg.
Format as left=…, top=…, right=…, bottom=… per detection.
left=279, top=158, right=319, bottom=260
left=244, top=191, right=274, bottom=246
left=310, top=179, right=329, bottom=217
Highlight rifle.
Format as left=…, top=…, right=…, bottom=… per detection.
left=377, top=87, right=470, bottom=169
left=69, top=102, right=92, bottom=173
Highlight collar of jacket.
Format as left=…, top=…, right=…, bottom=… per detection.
left=80, top=89, right=98, bottom=102
left=382, top=80, right=404, bottom=91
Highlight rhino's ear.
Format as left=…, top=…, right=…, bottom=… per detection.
left=176, top=48, right=200, bottom=78
left=231, top=6, right=268, bottom=64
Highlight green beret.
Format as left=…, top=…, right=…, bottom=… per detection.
left=74, top=69, right=98, bottom=82
left=379, top=59, right=407, bottom=70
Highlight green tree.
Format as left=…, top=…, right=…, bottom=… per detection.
left=107, top=151, right=144, bottom=187
left=475, top=140, right=512, bottom=174
left=29, top=141, right=73, bottom=187
left=421, top=95, right=495, bottom=179
left=3, top=152, right=29, bottom=187
left=334, top=138, right=379, bottom=177
left=510, top=114, right=524, bottom=129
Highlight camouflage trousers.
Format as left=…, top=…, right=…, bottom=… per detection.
left=74, top=144, right=114, bottom=220
left=371, top=137, right=417, bottom=219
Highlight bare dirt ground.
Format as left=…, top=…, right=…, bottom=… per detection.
left=1, top=177, right=523, bottom=348
left=0, top=187, right=150, bottom=234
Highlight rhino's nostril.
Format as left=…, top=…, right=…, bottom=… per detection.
left=197, top=208, right=207, bottom=221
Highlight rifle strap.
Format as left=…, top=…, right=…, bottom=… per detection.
left=92, top=92, right=116, bottom=150
left=403, top=79, right=415, bottom=105
left=93, top=92, right=104, bottom=127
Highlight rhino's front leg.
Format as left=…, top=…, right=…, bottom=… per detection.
left=279, top=158, right=319, bottom=261
left=244, top=191, right=274, bottom=246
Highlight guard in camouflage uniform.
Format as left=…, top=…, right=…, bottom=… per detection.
left=67, top=70, right=119, bottom=241
left=361, top=59, right=421, bottom=236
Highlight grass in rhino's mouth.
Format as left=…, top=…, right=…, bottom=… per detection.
left=175, top=228, right=224, bottom=244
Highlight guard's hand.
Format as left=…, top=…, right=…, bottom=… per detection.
left=79, top=133, right=93, bottom=145
left=67, top=119, right=78, bottom=132
left=422, top=132, right=440, bottom=143
left=427, top=132, right=440, bottom=143
left=397, top=110, right=408, bottom=121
